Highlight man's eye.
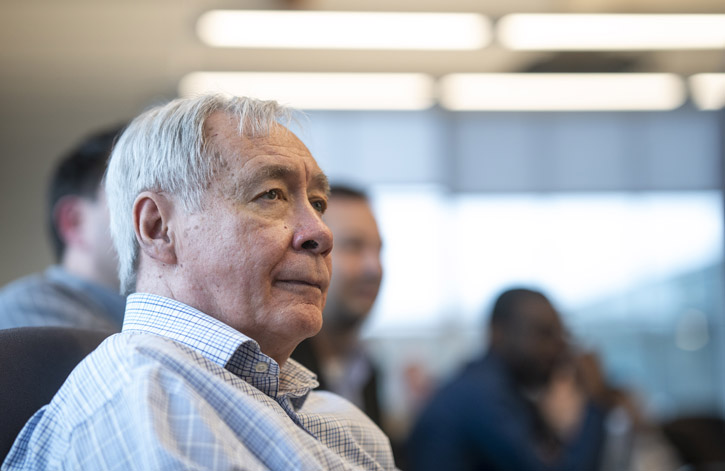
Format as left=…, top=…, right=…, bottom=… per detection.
left=260, top=189, right=281, bottom=200
left=311, top=199, right=327, bottom=213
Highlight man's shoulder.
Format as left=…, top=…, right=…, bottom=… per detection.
left=303, top=389, right=388, bottom=440
left=57, top=333, right=213, bottom=394
left=0, top=271, right=48, bottom=298
left=301, top=390, right=395, bottom=468
left=5, top=332, right=269, bottom=470
left=0, top=270, right=62, bottom=327
left=6, top=332, right=397, bottom=470
left=81, top=331, right=228, bottom=380
left=434, top=355, right=496, bottom=391
left=304, top=389, right=372, bottom=419
left=416, top=355, right=509, bottom=421
left=0, top=268, right=118, bottom=330
left=39, top=332, right=241, bottom=428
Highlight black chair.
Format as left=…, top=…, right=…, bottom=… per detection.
left=0, top=327, right=113, bottom=460
left=662, top=415, right=725, bottom=471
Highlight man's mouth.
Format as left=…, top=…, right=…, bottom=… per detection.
left=277, top=279, right=322, bottom=290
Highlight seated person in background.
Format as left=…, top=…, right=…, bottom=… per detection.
left=0, top=125, right=126, bottom=331
left=406, top=287, right=608, bottom=471
left=292, top=185, right=385, bottom=426
left=2, top=94, right=395, bottom=470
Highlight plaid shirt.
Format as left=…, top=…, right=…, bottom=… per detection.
left=3, top=293, right=396, bottom=470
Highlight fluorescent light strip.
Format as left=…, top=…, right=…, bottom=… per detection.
left=439, top=74, right=686, bottom=111
left=498, top=14, right=725, bottom=50
left=689, top=74, right=725, bottom=110
left=178, top=72, right=435, bottom=110
left=197, top=10, right=490, bottom=50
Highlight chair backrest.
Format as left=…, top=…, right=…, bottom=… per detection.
left=662, top=415, right=725, bottom=470
left=0, top=326, right=113, bottom=460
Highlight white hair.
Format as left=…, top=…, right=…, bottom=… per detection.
left=105, top=94, right=293, bottom=295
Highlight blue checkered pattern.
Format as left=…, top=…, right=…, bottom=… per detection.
left=2, top=293, right=396, bottom=470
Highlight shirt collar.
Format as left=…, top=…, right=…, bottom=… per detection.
left=122, top=293, right=318, bottom=400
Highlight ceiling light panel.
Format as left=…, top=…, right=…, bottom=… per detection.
left=498, top=14, right=725, bottom=50
left=197, top=10, right=490, bottom=50
left=178, top=72, right=435, bottom=110
left=689, top=74, right=725, bottom=110
left=439, top=73, right=686, bottom=111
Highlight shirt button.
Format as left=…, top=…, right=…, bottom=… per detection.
left=255, top=362, right=269, bottom=373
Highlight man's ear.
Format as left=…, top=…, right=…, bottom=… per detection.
left=133, top=191, right=177, bottom=265
left=54, top=196, right=86, bottom=249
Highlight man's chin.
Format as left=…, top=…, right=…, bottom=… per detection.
left=274, top=281, right=327, bottom=310
left=288, top=304, right=324, bottom=338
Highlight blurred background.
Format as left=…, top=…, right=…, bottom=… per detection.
left=2, top=0, right=724, bottom=448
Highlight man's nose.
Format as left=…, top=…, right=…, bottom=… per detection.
left=292, top=204, right=333, bottom=256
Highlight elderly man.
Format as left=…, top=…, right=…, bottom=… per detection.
left=0, top=125, right=125, bottom=330
left=2, top=95, right=395, bottom=470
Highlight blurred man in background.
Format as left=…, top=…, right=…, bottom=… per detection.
left=0, top=125, right=126, bottom=331
left=407, top=287, right=609, bottom=471
left=292, top=185, right=385, bottom=425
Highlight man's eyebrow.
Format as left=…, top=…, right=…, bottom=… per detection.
left=227, top=165, right=330, bottom=199
left=256, top=164, right=295, bottom=182
left=254, top=166, right=328, bottom=194
left=238, top=164, right=294, bottom=190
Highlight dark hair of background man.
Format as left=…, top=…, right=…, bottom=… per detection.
left=47, top=125, right=125, bottom=262
left=489, top=287, right=548, bottom=328
left=329, top=184, right=368, bottom=201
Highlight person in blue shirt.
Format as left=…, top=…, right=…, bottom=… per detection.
left=0, top=125, right=126, bottom=331
left=407, top=287, right=607, bottom=471
left=2, top=94, right=395, bottom=470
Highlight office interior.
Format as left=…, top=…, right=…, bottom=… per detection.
left=1, top=0, right=724, bottom=446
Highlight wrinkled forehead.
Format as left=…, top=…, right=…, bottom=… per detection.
left=204, top=112, right=327, bottom=193
left=203, top=111, right=294, bottom=151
